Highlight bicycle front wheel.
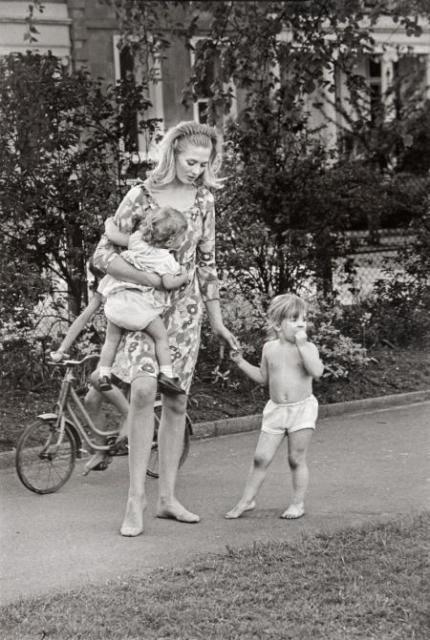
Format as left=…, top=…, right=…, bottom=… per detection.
left=15, top=418, right=77, bottom=494
left=147, top=413, right=191, bottom=479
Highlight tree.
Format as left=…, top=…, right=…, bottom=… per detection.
left=0, top=51, right=161, bottom=316
left=111, top=1, right=430, bottom=299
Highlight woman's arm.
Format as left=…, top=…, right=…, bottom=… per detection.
left=196, top=191, right=239, bottom=350
left=107, top=254, right=162, bottom=289
left=92, top=185, right=147, bottom=274
left=205, top=299, right=239, bottom=350
left=161, top=270, right=190, bottom=290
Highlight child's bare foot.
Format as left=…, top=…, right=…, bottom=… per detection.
left=156, top=498, right=200, bottom=523
left=120, top=496, right=146, bottom=537
left=224, top=500, right=256, bottom=519
left=280, top=503, right=305, bottom=519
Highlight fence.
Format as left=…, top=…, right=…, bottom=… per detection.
left=334, top=229, right=415, bottom=304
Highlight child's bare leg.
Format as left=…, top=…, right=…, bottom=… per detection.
left=225, top=432, right=284, bottom=518
left=145, top=316, right=172, bottom=371
left=281, top=428, right=313, bottom=519
left=146, top=317, right=185, bottom=394
left=98, top=321, right=123, bottom=389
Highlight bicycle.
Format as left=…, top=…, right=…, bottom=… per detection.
left=15, top=354, right=193, bottom=494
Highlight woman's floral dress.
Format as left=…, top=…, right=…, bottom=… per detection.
left=92, top=184, right=220, bottom=393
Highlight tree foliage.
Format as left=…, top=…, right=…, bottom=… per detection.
left=0, top=51, right=160, bottom=316
left=110, top=1, right=430, bottom=301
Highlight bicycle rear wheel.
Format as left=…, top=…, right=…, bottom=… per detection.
left=146, top=411, right=191, bottom=479
left=15, top=418, right=77, bottom=494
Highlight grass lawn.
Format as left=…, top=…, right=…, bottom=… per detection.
left=2, top=513, right=429, bottom=640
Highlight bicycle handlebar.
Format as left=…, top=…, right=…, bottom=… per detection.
left=48, top=354, right=100, bottom=367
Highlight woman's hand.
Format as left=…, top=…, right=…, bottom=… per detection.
left=107, top=255, right=163, bottom=289
left=212, top=323, right=240, bottom=354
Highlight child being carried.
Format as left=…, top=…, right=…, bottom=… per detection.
left=97, top=206, right=190, bottom=395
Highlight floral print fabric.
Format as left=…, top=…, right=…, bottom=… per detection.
left=92, top=184, right=220, bottom=392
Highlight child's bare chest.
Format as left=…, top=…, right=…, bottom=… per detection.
left=267, top=345, right=306, bottom=380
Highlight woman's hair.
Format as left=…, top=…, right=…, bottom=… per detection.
left=145, top=121, right=222, bottom=190
left=266, top=293, right=308, bottom=338
left=141, top=206, right=187, bottom=248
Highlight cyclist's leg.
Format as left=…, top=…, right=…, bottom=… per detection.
left=82, top=385, right=107, bottom=472
left=83, top=377, right=129, bottom=473
left=120, top=374, right=157, bottom=536
left=156, top=393, right=199, bottom=523
left=88, top=371, right=129, bottom=437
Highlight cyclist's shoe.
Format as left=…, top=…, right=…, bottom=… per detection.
left=98, top=375, right=113, bottom=391
left=157, top=373, right=186, bottom=395
left=111, top=438, right=129, bottom=456
left=82, top=452, right=112, bottom=476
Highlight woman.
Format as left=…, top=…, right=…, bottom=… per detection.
left=92, top=121, right=239, bottom=536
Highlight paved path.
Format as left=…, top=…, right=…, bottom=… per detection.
left=1, top=401, right=429, bottom=605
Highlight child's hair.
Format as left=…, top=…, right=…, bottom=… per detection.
left=141, top=206, right=187, bottom=248
left=145, top=121, right=222, bottom=190
left=267, top=293, right=308, bottom=338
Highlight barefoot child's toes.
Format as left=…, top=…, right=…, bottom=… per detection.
left=224, top=500, right=256, bottom=519
left=280, top=503, right=305, bottom=520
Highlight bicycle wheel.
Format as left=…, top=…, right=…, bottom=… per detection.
left=146, top=409, right=191, bottom=479
left=15, top=418, right=77, bottom=494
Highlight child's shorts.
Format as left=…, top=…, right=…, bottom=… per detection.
left=261, top=395, right=318, bottom=436
left=104, top=289, right=162, bottom=332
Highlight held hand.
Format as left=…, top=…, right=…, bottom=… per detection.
left=294, top=330, right=308, bottom=346
left=50, top=350, right=70, bottom=363
left=229, top=348, right=244, bottom=364
left=212, top=324, right=240, bottom=352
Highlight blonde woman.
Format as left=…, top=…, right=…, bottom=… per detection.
left=92, top=121, right=239, bottom=536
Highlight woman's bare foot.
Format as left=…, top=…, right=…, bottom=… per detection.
left=280, top=503, right=305, bottom=519
left=224, top=499, right=256, bottom=519
left=156, top=498, right=200, bottom=523
left=120, top=496, right=147, bottom=536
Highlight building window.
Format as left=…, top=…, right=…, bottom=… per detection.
left=112, top=35, right=164, bottom=175
left=368, top=56, right=382, bottom=123
left=119, top=44, right=139, bottom=153
left=189, top=37, right=237, bottom=125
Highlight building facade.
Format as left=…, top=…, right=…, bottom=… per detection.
left=1, top=1, right=429, bottom=156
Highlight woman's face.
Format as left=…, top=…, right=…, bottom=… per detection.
left=175, top=143, right=212, bottom=186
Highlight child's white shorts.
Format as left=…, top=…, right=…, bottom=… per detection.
left=261, top=395, right=318, bottom=435
left=104, top=289, right=162, bottom=332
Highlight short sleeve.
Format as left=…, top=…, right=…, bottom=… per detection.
left=196, top=189, right=220, bottom=302
left=157, top=253, right=181, bottom=277
left=92, top=185, right=150, bottom=274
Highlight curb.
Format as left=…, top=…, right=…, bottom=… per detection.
left=2, top=389, right=429, bottom=471
left=191, top=389, right=430, bottom=439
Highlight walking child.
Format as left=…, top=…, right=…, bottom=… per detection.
left=97, top=205, right=190, bottom=395
left=225, top=293, right=324, bottom=520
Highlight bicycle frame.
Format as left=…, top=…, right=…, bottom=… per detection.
left=43, top=360, right=118, bottom=455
